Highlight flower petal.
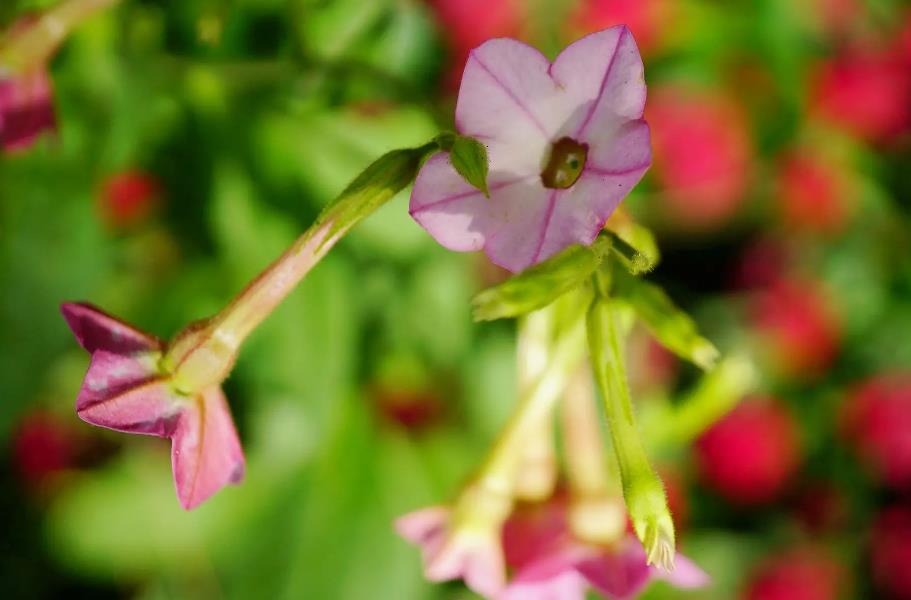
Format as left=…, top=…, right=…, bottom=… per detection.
left=531, top=165, right=648, bottom=263
left=549, top=26, right=647, bottom=140
left=655, top=553, right=711, bottom=589
left=0, top=69, right=57, bottom=152
left=76, top=350, right=179, bottom=435
left=395, top=506, right=451, bottom=546
left=61, top=302, right=162, bottom=354
left=456, top=38, right=557, bottom=176
left=576, top=540, right=653, bottom=600
left=171, top=386, right=245, bottom=510
left=410, top=152, right=543, bottom=270
left=500, top=568, right=588, bottom=600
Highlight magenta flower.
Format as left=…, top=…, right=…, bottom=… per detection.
left=396, top=506, right=506, bottom=598
left=500, top=502, right=708, bottom=600
left=410, top=26, right=651, bottom=272
left=61, top=302, right=244, bottom=509
left=0, top=65, right=56, bottom=152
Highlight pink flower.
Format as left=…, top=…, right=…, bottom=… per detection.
left=428, top=0, right=526, bottom=91
left=750, top=278, right=841, bottom=379
left=774, top=149, right=855, bottom=234
left=99, top=170, right=162, bottom=230
left=871, top=506, right=911, bottom=600
left=568, top=0, right=674, bottom=56
left=410, top=26, right=651, bottom=273
left=61, top=302, right=245, bottom=509
left=396, top=506, right=506, bottom=597
left=0, top=67, right=56, bottom=152
left=745, top=547, right=846, bottom=600
left=810, top=46, right=911, bottom=143
left=840, top=374, right=911, bottom=489
left=695, top=398, right=801, bottom=505
left=501, top=502, right=708, bottom=600
left=646, top=85, right=752, bottom=230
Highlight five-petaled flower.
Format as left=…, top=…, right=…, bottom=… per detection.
left=410, top=26, right=651, bottom=273
left=61, top=302, right=245, bottom=509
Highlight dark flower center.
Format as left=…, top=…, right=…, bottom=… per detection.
left=541, top=137, right=588, bottom=189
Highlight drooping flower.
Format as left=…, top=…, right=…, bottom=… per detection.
left=500, top=501, right=709, bottom=600
left=61, top=302, right=245, bottom=509
left=395, top=502, right=508, bottom=598
left=410, top=26, right=652, bottom=273
left=0, top=66, right=56, bottom=152
left=695, top=398, right=801, bottom=505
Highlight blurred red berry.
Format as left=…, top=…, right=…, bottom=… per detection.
left=811, top=46, right=911, bottom=143
left=871, top=506, right=911, bottom=600
left=12, top=411, right=77, bottom=485
left=696, top=398, right=801, bottom=505
left=99, top=170, right=161, bottom=229
left=647, top=85, right=753, bottom=230
left=568, top=0, right=673, bottom=56
left=733, top=237, right=791, bottom=290
left=751, top=278, right=841, bottom=378
left=840, top=374, right=911, bottom=489
left=427, top=0, right=526, bottom=91
left=373, top=385, right=443, bottom=430
left=745, top=548, right=845, bottom=600
left=774, top=149, right=854, bottom=234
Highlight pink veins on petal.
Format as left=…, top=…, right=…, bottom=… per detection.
left=410, top=26, right=651, bottom=273
left=61, top=302, right=245, bottom=509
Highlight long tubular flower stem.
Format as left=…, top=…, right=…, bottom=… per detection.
left=514, top=310, right=558, bottom=501
left=473, top=303, right=587, bottom=500
left=587, top=285, right=676, bottom=571
left=164, top=143, right=437, bottom=394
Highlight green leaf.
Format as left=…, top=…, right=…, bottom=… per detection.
left=613, top=269, right=719, bottom=370
left=472, top=234, right=611, bottom=321
left=448, top=135, right=490, bottom=197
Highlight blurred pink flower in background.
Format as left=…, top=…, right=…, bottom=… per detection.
left=427, top=0, right=526, bottom=91
left=773, top=148, right=855, bottom=235
left=500, top=501, right=708, bottom=600
left=646, top=85, right=752, bottom=230
left=696, top=398, right=801, bottom=505
left=568, top=0, right=673, bottom=56
left=98, top=170, right=162, bottom=230
left=871, top=506, right=911, bottom=600
left=0, top=68, right=56, bottom=152
left=750, top=278, right=841, bottom=379
left=810, top=45, right=911, bottom=143
left=840, top=374, right=911, bottom=490
left=12, top=410, right=79, bottom=486
left=745, top=547, right=846, bottom=600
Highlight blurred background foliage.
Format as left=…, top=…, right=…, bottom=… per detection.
left=1, top=0, right=911, bottom=599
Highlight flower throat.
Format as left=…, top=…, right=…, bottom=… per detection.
left=541, top=137, right=588, bottom=189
